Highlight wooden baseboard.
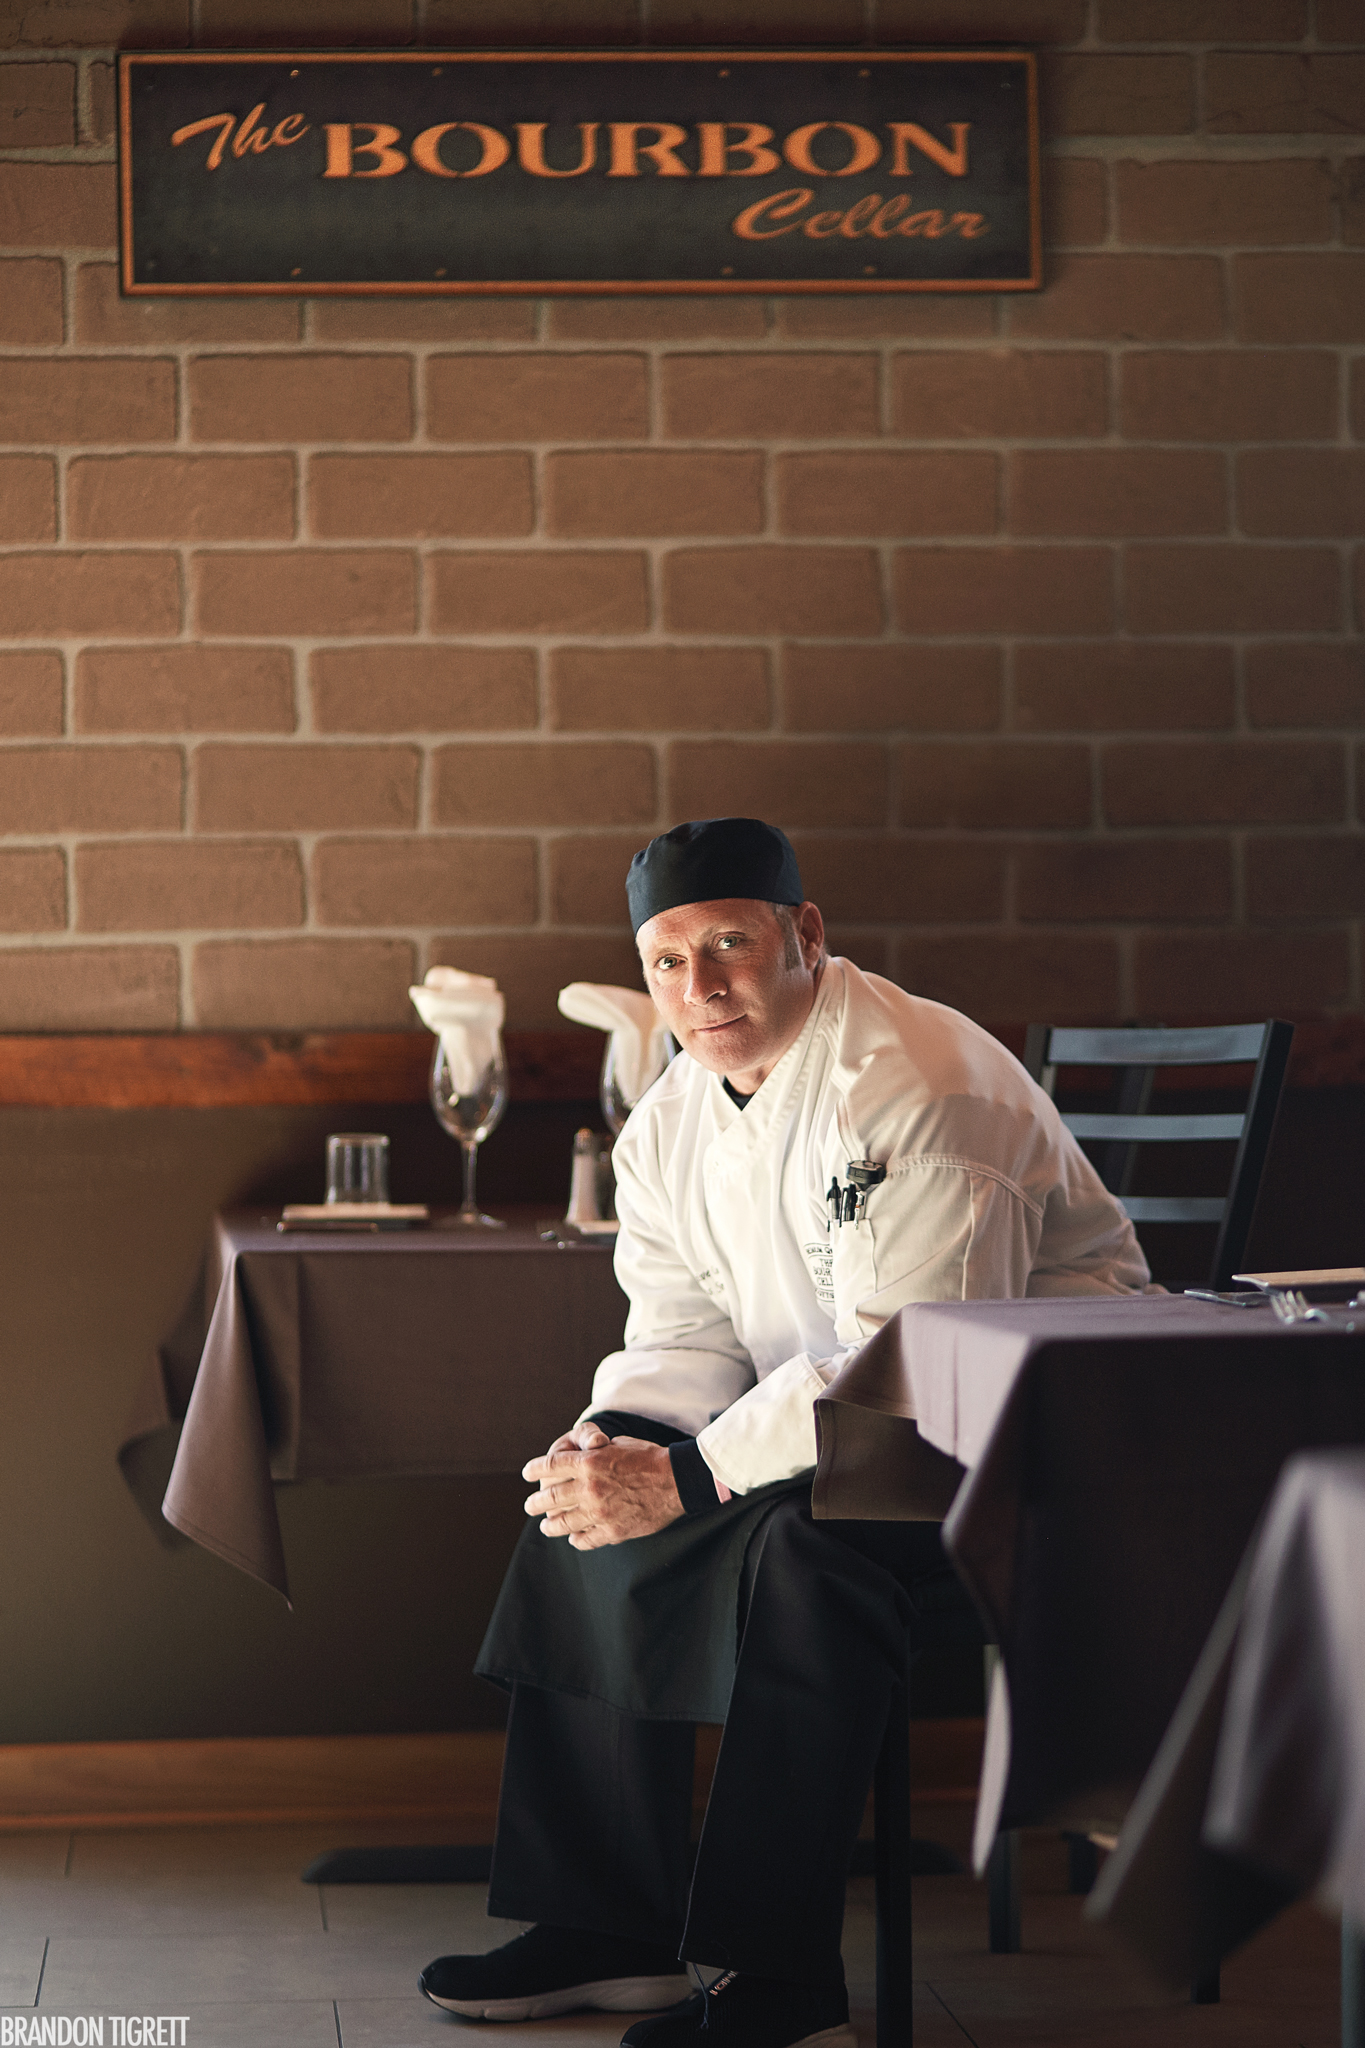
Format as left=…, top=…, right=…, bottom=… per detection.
left=0, top=1721, right=984, bottom=1833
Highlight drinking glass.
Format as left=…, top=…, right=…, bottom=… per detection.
left=600, top=1032, right=675, bottom=1138
left=325, top=1132, right=389, bottom=1205
left=430, top=1037, right=508, bottom=1229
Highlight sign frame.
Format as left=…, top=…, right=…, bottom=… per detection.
left=118, top=48, right=1042, bottom=298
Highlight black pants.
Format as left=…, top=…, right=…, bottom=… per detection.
left=486, top=1498, right=981, bottom=1983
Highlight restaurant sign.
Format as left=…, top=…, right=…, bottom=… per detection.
left=118, top=50, right=1040, bottom=295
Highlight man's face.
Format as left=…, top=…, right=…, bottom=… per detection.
left=637, top=897, right=825, bottom=1089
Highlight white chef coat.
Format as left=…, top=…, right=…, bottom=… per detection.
left=585, top=958, right=1151, bottom=1496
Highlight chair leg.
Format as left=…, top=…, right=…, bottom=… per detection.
left=1065, top=1832, right=1100, bottom=1896
left=1191, top=1966, right=1220, bottom=2004
left=874, top=1682, right=913, bottom=2048
left=987, top=1830, right=1021, bottom=1954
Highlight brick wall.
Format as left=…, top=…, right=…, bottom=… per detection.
left=0, top=0, right=1362, bottom=1031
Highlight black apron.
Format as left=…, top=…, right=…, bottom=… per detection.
left=476, top=1414, right=808, bottom=1722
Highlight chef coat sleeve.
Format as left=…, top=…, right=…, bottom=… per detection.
left=578, top=1167, right=756, bottom=1441
left=696, top=1157, right=1044, bottom=1494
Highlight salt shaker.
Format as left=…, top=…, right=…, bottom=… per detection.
left=565, top=1127, right=602, bottom=1225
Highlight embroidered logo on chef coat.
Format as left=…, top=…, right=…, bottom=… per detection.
left=695, top=1265, right=727, bottom=1301
left=802, top=1240, right=836, bottom=1309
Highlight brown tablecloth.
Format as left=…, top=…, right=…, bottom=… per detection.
left=1091, top=1446, right=1365, bottom=1985
left=813, top=1295, right=1365, bottom=1871
left=120, top=1208, right=628, bottom=1602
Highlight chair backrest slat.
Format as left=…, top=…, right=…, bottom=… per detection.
left=1122, top=1196, right=1228, bottom=1224
left=1063, top=1113, right=1246, bottom=1144
left=1045, top=1025, right=1268, bottom=1066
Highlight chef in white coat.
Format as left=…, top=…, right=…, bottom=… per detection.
left=420, top=818, right=1150, bottom=2048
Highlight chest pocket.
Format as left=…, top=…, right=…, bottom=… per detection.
left=801, top=1238, right=836, bottom=1312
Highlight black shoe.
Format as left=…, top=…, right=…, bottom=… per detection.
left=419, top=1922, right=689, bottom=2022
left=620, top=1970, right=856, bottom=2048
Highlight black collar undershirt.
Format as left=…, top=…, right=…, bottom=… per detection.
left=722, top=1078, right=755, bottom=1111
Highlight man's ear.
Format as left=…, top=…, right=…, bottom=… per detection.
left=797, top=900, right=825, bottom=966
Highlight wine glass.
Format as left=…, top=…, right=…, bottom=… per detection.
left=430, top=1037, right=508, bottom=1229
left=600, top=1031, right=677, bottom=1139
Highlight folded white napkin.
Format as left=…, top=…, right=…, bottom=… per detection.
left=409, top=967, right=505, bottom=1096
left=557, top=983, right=671, bottom=1108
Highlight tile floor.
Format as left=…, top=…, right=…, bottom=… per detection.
left=0, top=1809, right=1341, bottom=2047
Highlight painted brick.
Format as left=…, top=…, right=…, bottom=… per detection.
left=1116, top=159, right=1331, bottom=247
left=1234, top=256, right=1365, bottom=343
left=544, top=452, right=765, bottom=538
left=68, top=455, right=295, bottom=543
left=421, top=0, right=638, bottom=42
left=0, top=651, right=62, bottom=737
left=896, top=935, right=1121, bottom=1025
left=1103, top=740, right=1345, bottom=826
left=1008, top=254, right=1223, bottom=341
left=0, top=59, right=71, bottom=144
left=0, top=359, right=175, bottom=445
left=1046, top=158, right=1108, bottom=249
left=194, top=551, right=417, bottom=637
left=1134, top=932, right=1349, bottom=1016
left=426, top=932, right=645, bottom=1030
left=1246, top=836, right=1365, bottom=920
left=1120, top=350, right=1336, bottom=441
left=190, top=356, right=412, bottom=444
left=1354, top=365, right=1365, bottom=441
left=1016, top=839, right=1233, bottom=922
left=309, top=454, right=533, bottom=539
left=0, top=745, right=181, bottom=831
left=1048, top=54, right=1193, bottom=136
left=1238, top=452, right=1365, bottom=538
left=1097, top=0, right=1306, bottom=36
left=776, top=295, right=996, bottom=340
left=430, top=552, right=649, bottom=635
left=790, top=833, right=1005, bottom=923
left=0, top=3, right=188, bottom=45
left=0, top=259, right=62, bottom=345
left=195, top=0, right=415, bottom=43
left=1346, top=158, right=1365, bottom=250
left=895, top=547, right=1114, bottom=635
left=549, top=299, right=768, bottom=342
left=311, top=647, right=537, bottom=734
left=778, top=452, right=998, bottom=537
left=898, top=742, right=1091, bottom=829
left=1125, top=544, right=1340, bottom=633
left=1206, top=54, right=1365, bottom=136
left=0, top=163, right=113, bottom=248
left=194, top=744, right=419, bottom=832
left=783, top=645, right=1002, bottom=733
left=662, top=355, right=879, bottom=441
left=549, top=647, right=770, bottom=731
left=649, top=0, right=863, bottom=40
left=76, top=647, right=295, bottom=735
left=75, top=265, right=300, bottom=346
left=665, top=547, right=883, bottom=636
left=0, top=848, right=64, bottom=931
left=1015, top=644, right=1235, bottom=731
left=668, top=741, right=886, bottom=828
left=1319, top=0, right=1365, bottom=33
left=1009, top=450, right=1225, bottom=537
left=877, top=1, right=1087, bottom=40
left=0, top=554, right=179, bottom=637
left=0, top=947, right=179, bottom=1031
left=819, top=930, right=890, bottom=975
left=1245, top=645, right=1365, bottom=729
left=313, top=836, right=537, bottom=928
left=87, top=60, right=113, bottom=145
left=192, top=938, right=416, bottom=1030
left=433, top=741, right=655, bottom=827
left=892, top=351, right=1108, bottom=439
left=426, top=355, right=648, bottom=442
left=0, top=457, right=54, bottom=543
left=548, top=833, right=650, bottom=925
left=76, top=840, right=305, bottom=932
left=310, top=298, right=535, bottom=342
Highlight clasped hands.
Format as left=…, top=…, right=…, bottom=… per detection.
left=523, top=1421, right=684, bottom=1551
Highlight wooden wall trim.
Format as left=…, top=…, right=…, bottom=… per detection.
left=0, top=1722, right=982, bottom=1832
left=0, top=1017, right=1359, bottom=1111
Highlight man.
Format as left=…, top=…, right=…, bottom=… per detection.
left=420, top=819, right=1149, bottom=2048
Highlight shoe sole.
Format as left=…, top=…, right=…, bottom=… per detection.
left=421, top=1972, right=691, bottom=2021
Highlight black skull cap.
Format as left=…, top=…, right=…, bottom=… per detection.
left=627, top=818, right=804, bottom=936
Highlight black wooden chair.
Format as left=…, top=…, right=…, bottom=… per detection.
left=874, top=1021, right=1295, bottom=2043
